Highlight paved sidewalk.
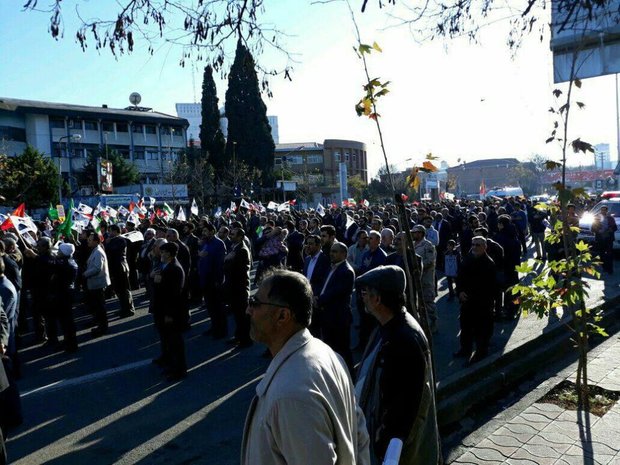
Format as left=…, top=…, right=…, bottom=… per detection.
left=448, top=334, right=620, bottom=464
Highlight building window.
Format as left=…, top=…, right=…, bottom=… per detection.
left=307, top=155, right=323, bottom=164
left=116, top=123, right=129, bottom=133
left=119, top=149, right=130, bottom=159
left=102, top=122, right=114, bottom=132
left=146, top=150, right=159, bottom=160
left=275, top=157, right=282, bottom=166
left=345, top=153, right=350, bottom=162
left=288, top=155, right=303, bottom=165
left=133, top=146, right=146, bottom=160
left=84, top=121, right=98, bottom=131
left=145, top=125, right=157, bottom=134
left=50, top=118, right=65, bottom=129
left=352, top=154, right=357, bottom=162
left=160, top=126, right=171, bottom=135
left=0, top=126, right=26, bottom=142
left=334, top=151, right=341, bottom=162
left=132, top=124, right=144, bottom=134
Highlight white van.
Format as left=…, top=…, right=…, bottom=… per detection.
left=485, top=186, right=524, bottom=198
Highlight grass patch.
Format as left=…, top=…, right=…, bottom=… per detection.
left=539, top=380, right=620, bottom=417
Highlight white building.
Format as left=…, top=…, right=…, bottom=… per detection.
left=0, top=97, right=189, bottom=187
left=175, top=103, right=202, bottom=143
left=177, top=103, right=279, bottom=145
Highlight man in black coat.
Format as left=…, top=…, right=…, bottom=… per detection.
left=223, top=227, right=252, bottom=348
left=316, top=242, right=355, bottom=371
left=455, top=236, right=497, bottom=364
left=284, top=220, right=304, bottom=273
left=152, top=242, right=187, bottom=381
left=302, top=235, right=330, bottom=337
left=105, top=225, right=135, bottom=317
left=166, top=228, right=191, bottom=329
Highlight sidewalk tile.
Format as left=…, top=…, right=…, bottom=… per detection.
left=527, top=434, right=573, bottom=454
left=566, top=442, right=618, bottom=457
left=529, top=403, right=565, bottom=418
left=477, top=438, right=519, bottom=459
left=512, top=446, right=558, bottom=465
left=505, top=458, right=539, bottom=465
left=554, top=453, right=614, bottom=465
left=453, top=451, right=502, bottom=464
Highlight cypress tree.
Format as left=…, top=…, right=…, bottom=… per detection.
left=199, top=65, right=226, bottom=170
left=225, top=40, right=275, bottom=180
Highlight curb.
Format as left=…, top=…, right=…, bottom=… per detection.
left=436, top=291, right=620, bottom=428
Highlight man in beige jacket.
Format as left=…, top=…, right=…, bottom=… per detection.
left=241, top=269, right=369, bottom=465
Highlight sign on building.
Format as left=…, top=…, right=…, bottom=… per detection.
left=98, top=159, right=113, bottom=193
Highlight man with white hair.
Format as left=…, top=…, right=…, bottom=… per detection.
left=379, top=228, right=396, bottom=255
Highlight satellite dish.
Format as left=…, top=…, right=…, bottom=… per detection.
left=129, top=92, right=142, bottom=106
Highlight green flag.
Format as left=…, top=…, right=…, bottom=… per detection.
left=56, top=199, right=74, bottom=239
left=48, top=203, right=59, bottom=221
left=162, top=202, right=174, bottom=218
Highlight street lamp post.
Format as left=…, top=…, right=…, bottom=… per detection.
left=57, top=133, right=82, bottom=203
left=277, top=145, right=304, bottom=203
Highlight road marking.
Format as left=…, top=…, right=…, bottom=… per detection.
left=21, top=359, right=152, bottom=398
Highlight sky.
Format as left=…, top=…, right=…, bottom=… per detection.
left=1, top=0, right=619, bottom=177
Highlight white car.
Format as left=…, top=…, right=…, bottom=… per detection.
left=578, top=198, right=620, bottom=250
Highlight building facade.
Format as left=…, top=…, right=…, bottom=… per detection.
left=446, top=158, right=522, bottom=196
left=176, top=103, right=280, bottom=145
left=274, top=139, right=368, bottom=205
left=0, top=97, right=189, bottom=189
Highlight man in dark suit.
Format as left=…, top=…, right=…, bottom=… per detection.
left=105, top=225, right=135, bottom=318
left=223, top=227, right=252, bottom=348
left=151, top=242, right=187, bottom=381
left=166, top=228, right=191, bottom=329
left=316, top=242, right=355, bottom=372
left=285, top=220, right=305, bottom=273
left=302, top=235, right=330, bottom=337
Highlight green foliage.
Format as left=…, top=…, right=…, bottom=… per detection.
left=199, top=65, right=226, bottom=174
left=225, top=40, right=275, bottom=181
left=79, top=148, right=140, bottom=190
left=0, top=146, right=61, bottom=207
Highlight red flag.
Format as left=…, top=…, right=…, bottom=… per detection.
left=479, top=179, right=486, bottom=196
left=1, top=203, right=26, bottom=231
left=289, top=199, right=297, bottom=206
left=401, top=194, right=409, bottom=201
left=331, top=202, right=338, bottom=209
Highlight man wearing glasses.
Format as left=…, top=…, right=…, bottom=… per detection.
left=241, top=269, right=370, bottom=465
left=454, top=236, right=497, bottom=364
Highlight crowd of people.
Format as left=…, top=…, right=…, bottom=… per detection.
left=0, top=193, right=615, bottom=464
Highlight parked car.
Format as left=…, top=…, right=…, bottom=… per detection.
left=600, top=191, right=620, bottom=199
left=578, top=198, right=620, bottom=250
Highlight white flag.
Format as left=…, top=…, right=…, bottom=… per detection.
left=92, top=202, right=103, bottom=217
left=176, top=207, right=187, bottom=222
left=191, top=198, right=199, bottom=216
left=267, top=201, right=278, bottom=210
left=118, top=206, right=130, bottom=216
left=77, top=203, right=93, bottom=215
left=316, top=203, right=325, bottom=217
left=106, top=206, right=118, bottom=218
left=230, top=201, right=237, bottom=212
left=122, top=230, right=145, bottom=243
left=240, top=198, right=251, bottom=210
left=277, top=202, right=290, bottom=212
left=149, top=197, right=157, bottom=208
left=214, top=207, right=222, bottom=218
left=10, top=216, right=38, bottom=234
